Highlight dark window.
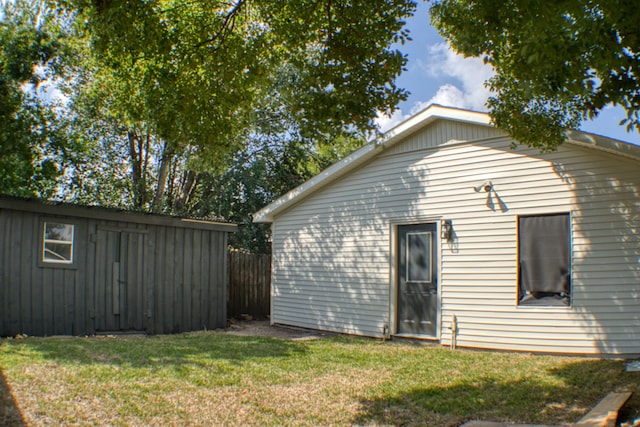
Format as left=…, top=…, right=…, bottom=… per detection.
left=518, top=213, right=571, bottom=306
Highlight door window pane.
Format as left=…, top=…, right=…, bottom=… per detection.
left=406, top=231, right=432, bottom=283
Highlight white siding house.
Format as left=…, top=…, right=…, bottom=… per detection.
left=254, top=105, right=640, bottom=355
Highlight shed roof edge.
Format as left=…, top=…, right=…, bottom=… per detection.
left=0, top=197, right=238, bottom=232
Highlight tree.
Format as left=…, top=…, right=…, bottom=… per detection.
left=62, top=0, right=415, bottom=212
left=0, top=0, right=79, bottom=197
left=0, top=0, right=418, bottom=255
left=430, top=0, right=640, bottom=151
left=189, top=131, right=365, bottom=253
left=61, top=62, right=164, bottom=210
left=19, top=0, right=418, bottom=252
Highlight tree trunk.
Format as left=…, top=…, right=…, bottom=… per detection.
left=141, top=129, right=151, bottom=206
left=127, top=129, right=144, bottom=208
left=152, top=140, right=174, bottom=213
left=173, top=170, right=197, bottom=213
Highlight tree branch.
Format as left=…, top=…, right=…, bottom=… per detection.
left=193, top=0, right=247, bottom=51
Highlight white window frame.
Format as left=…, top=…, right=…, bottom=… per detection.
left=42, top=222, right=75, bottom=265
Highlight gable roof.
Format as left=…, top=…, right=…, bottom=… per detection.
left=253, top=104, right=640, bottom=223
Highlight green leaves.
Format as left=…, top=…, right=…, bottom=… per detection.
left=0, top=0, right=416, bottom=250
left=54, top=0, right=416, bottom=243
left=431, top=0, right=640, bottom=150
left=0, top=0, right=77, bottom=198
left=73, top=0, right=415, bottom=153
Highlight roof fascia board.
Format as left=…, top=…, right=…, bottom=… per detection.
left=566, top=129, right=640, bottom=161
left=254, top=105, right=640, bottom=224
left=253, top=143, right=380, bottom=223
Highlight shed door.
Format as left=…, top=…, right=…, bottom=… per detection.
left=93, top=229, right=146, bottom=332
left=397, top=223, right=438, bottom=337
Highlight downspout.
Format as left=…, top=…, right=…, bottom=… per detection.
left=450, top=314, right=457, bottom=350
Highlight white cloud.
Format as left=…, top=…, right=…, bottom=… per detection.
left=420, top=43, right=494, bottom=111
left=376, top=100, right=439, bottom=133
left=409, top=100, right=431, bottom=115
left=426, top=84, right=466, bottom=110
left=376, top=43, right=495, bottom=133
left=375, top=109, right=407, bottom=133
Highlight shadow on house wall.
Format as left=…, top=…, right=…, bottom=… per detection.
left=563, top=143, right=640, bottom=354
left=270, top=122, right=640, bottom=354
left=271, top=157, right=430, bottom=336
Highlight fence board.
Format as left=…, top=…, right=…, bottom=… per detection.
left=227, top=252, right=271, bottom=320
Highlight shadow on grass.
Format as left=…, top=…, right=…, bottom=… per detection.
left=1, top=333, right=308, bottom=369
left=0, top=368, right=24, bottom=426
left=353, top=358, right=639, bottom=427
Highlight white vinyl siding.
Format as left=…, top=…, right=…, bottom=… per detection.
left=270, top=119, right=640, bottom=355
left=382, top=120, right=504, bottom=156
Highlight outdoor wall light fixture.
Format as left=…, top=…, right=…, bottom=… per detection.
left=473, top=180, right=494, bottom=193
left=441, top=219, right=454, bottom=242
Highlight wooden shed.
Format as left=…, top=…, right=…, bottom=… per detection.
left=0, top=197, right=236, bottom=337
left=254, top=104, right=640, bottom=356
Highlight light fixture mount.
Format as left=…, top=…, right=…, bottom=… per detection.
left=473, top=180, right=493, bottom=193
left=441, top=219, right=454, bottom=242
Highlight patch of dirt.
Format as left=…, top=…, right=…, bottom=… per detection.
left=224, top=320, right=329, bottom=341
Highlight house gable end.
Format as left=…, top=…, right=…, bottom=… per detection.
left=254, top=104, right=640, bottom=225
left=254, top=105, right=498, bottom=223
left=380, top=119, right=504, bottom=157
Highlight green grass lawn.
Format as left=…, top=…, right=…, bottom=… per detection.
left=1, top=329, right=638, bottom=426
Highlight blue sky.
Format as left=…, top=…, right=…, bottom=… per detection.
left=378, top=2, right=640, bottom=145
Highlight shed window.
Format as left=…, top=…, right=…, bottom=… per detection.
left=518, top=213, right=570, bottom=306
left=43, top=222, right=74, bottom=264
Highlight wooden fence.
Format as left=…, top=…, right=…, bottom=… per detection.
left=227, top=252, right=271, bottom=320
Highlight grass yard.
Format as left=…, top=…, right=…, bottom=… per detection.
left=1, top=328, right=639, bottom=426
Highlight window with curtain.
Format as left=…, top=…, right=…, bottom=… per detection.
left=518, top=213, right=571, bottom=306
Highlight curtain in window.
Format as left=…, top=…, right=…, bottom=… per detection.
left=518, top=214, right=570, bottom=303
